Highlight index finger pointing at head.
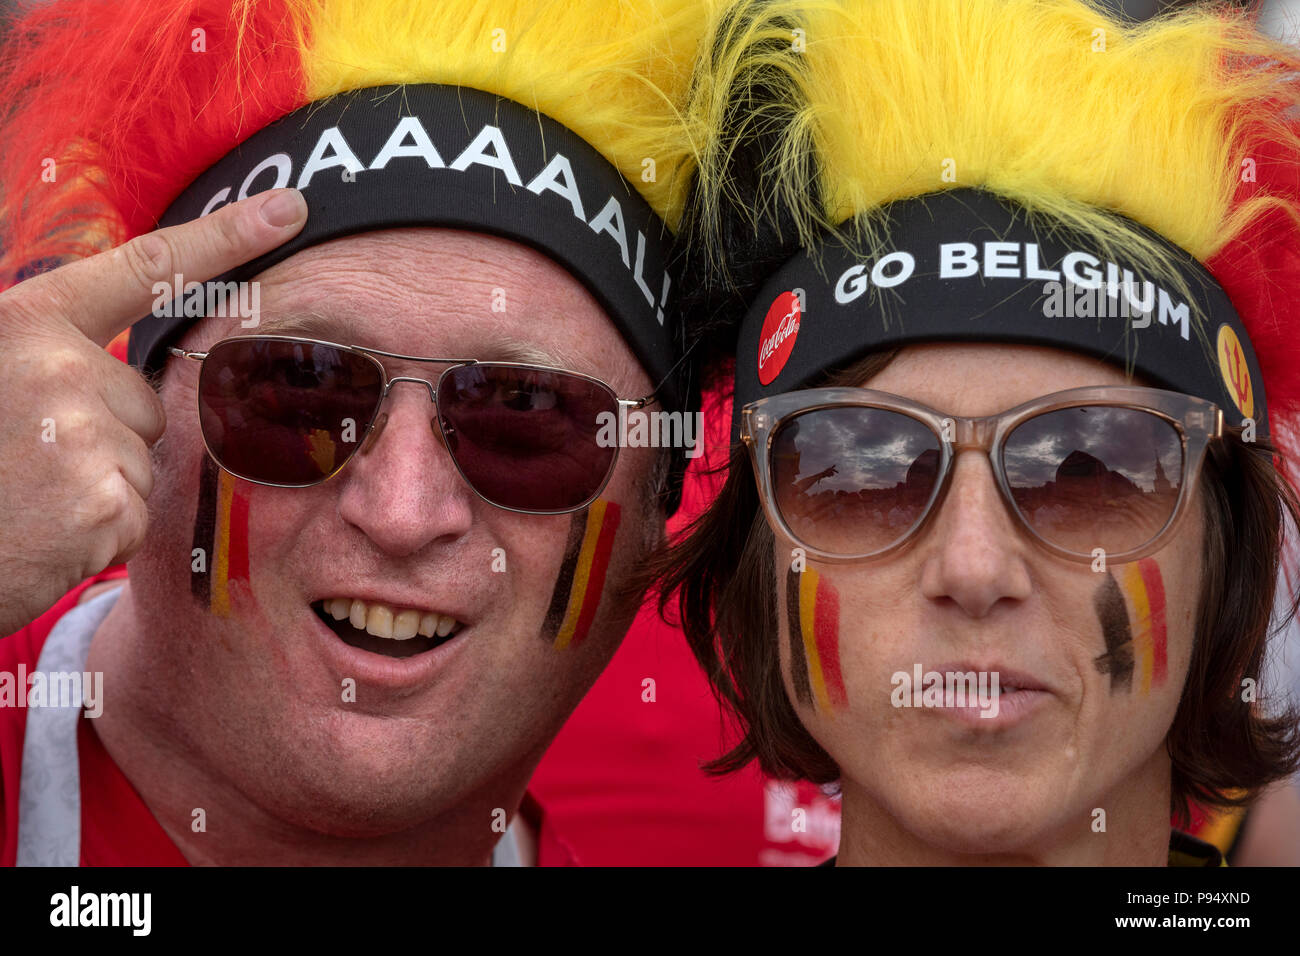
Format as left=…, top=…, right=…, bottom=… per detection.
left=5, top=188, right=307, bottom=348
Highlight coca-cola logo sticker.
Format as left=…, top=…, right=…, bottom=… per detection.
left=758, top=291, right=801, bottom=385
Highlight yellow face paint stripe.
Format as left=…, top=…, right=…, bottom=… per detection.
left=210, top=468, right=235, bottom=618
left=554, top=500, right=607, bottom=651
left=799, top=568, right=832, bottom=713
left=1122, top=562, right=1153, bottom=694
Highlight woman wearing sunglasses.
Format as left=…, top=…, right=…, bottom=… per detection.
left=662, top=0, right=1300, bottom=865
left=0, top=0, right=712, bottom=866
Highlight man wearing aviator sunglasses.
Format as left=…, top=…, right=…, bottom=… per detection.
left=168, top=335, right=657, bottom=513
left=662, top=0, right=1300, bottom=866
left=0, top=0, right=710, bottom=866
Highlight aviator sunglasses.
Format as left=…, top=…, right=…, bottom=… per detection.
left=170, top=334, right=662, bottom=514
left=741, top=385, right=1224, bottom=564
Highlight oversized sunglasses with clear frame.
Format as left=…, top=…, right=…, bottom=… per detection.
left=741, top=385, right=1224, bottom=565
left=168, top=334, right=662, bottom=515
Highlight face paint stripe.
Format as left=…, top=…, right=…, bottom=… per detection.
left=543, top=508, right=589, bottom=640
left=1137, top=558, right=1167, bottom=686
left=554, top=503, right=606, bottom=649
left=798, top=568, right=832, bottom=713
left=1122, top=562, right=1154, bottom=694
left=210, top=468, right=236, bottom=618
left=190, top=456, right=219, bottom=604
left=554, top=500, right=614, bottom=651
left=566, top=501, right=621, bottom=648
left=813, top=575, right=847, bottom=708
left=226, top=482, right=251, bottom=584
left=785, top=569, right=813, bottom=706
left=1093, top=570, right=1134, bottom=690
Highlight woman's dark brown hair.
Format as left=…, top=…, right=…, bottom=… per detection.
left=654, top=349, right=1300, bottom=825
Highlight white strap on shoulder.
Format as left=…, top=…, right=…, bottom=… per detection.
left=15, top=587, right=121, bottom=866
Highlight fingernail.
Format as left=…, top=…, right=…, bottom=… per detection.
left=258, top=189, right=306, bottom=228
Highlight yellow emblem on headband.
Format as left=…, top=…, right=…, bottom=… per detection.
left=1216, top=324, right=1253, bottom=419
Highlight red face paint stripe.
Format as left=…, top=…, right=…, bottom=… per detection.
left=226, top=482, right=251, bottom=585
left=211, top=470, right=234, bottom=617
left=567, top=502, right=621, bottom=647
left=1137, top=558, right=1167, bottom=685
left=813, top=575, right=846, bottom=707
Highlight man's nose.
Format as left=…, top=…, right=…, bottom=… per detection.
left=917, top=450, right=1034, bottom=618
left=335, top=380, right=476, bottom=557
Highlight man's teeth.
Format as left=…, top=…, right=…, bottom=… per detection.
left=324, top=598, right=461, bottom=640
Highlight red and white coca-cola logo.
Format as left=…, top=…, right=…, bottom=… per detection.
left=758, top=291, right=801, bottom=385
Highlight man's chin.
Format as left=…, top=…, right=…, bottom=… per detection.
left=229, top=716, right=503, bottom=835
left=242, top=752, right=484, bottom=839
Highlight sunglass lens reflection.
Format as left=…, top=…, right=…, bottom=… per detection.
left=198, top=339, right=383, bottom=485
left=770, top=406, right=943, bottom=555
left=1003, top=406, right=1183, bottom=554
left=436, top=364, right=619, bottom=512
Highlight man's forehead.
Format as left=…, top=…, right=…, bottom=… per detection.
left=241, top=309, right=580, bottom=369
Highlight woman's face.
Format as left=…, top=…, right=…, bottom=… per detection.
left=773, top=343, right=1203, bottom=860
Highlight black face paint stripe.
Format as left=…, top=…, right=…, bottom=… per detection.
left=542, top=509, right=589, bottom=642
left=190, top=455, right=220, bottom=604
left=1093, top=570, right=1134, bottom=691
left=786, top=569, right=813, bottom=706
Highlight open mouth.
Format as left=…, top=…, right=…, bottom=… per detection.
left=312, top=598, right=464, bottom=659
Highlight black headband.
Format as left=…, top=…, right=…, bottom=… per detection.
left=129, top=83, right=684, bottom=408
left=734, top=189, right=1265, bottom=437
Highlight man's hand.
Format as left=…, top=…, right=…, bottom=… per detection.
left=0, top=188, right=307, bottom=635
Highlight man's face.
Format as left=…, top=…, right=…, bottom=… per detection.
left=128, top=228, right=662, bottom=836
left=775, top=343, right=1203, bottom=856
